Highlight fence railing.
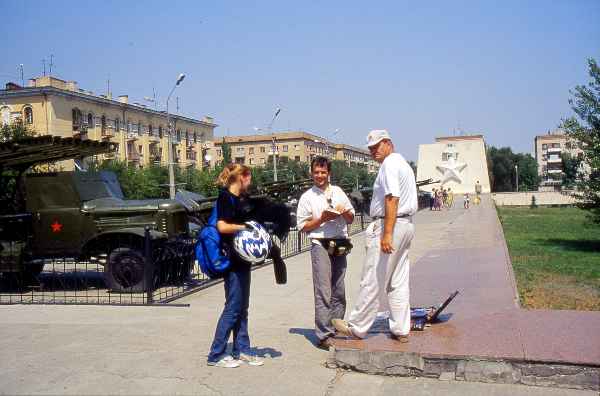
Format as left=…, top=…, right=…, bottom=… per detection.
left=0, top=214, right=369, bottom=305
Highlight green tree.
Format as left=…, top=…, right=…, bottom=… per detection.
left=561, top=152, right=581, bottom=189
left=487, top=146, right=539, bottom=192
left=561, top=58, right=600, bottom=222
left=221, top=137, right=231, bottom=164
left=0, top=121, right=36, bottom=142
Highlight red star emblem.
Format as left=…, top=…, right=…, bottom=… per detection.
left=50, top=220, right=63, bottom=233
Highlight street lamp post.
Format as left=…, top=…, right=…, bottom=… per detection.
left=255, top=108, right=282, bottom=182
left=166, top=73, right=185, bottom=199
left=515, top=164, right=519, bottom=192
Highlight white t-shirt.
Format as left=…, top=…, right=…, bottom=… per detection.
left=369, top=152, right=418, bottom=218
left=296, top=184, right=355, bottom=239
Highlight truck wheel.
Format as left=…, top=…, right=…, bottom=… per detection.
left=104, top=247, right=147, bottom=292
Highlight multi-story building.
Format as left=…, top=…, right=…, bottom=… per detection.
left=210, top=131, right=378, bottom=173
left=534, top=130, right=584, bottom=189
left=0, top=76, right=217, bottom=169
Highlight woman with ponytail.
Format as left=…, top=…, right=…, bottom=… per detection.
left=207, top=163, right=264, bottom=368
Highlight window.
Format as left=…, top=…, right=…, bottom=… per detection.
left=127, top=121, right=132, bottom=133
left=542, top=144, right=548, bottom=150
left=115, top=118, right=120, bottom=132
left=283, top=145, right=288, bottom=152
left=249, top=158, right=255, bottom=165
left=260, top=146, right=266, bottom=153
left=101, top=116, right=107, bottom=135
left=72, top=108, right=83, bottom=131
left=193, top=132, right=197, bottom=143
left=295, top=156, right=300, bottom=161
left=249, top=147, right=254, bottom=154
left=176, top=129, right=181, bottom=141
left=138, top=122, right=143, bottom=135
left=24, top=106, right=33, bottom=124
left=158, top=126, right=163, bottom=138
left=148, top=124, right=153, bottom=136
left=86, top=113, right=93, bottom=129
left=217, top=149, right=222, bottom=156
left=294, top=144, right=300, bottom=151
left=259, top=158, right=266, bottom=164
left=552, top=143, right=561, bottom=148
left=236, top=147, right=245, bottom=153
left=1, top=106, right=10, bottom=126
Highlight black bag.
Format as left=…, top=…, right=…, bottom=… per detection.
left=317, top=238, right=353, bottom=257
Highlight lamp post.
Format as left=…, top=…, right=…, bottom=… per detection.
left=166, top=73, right=185, bottom=199
left=254, top=108, right=282, bottom=181
left=515, top=164, right=519, bottom=192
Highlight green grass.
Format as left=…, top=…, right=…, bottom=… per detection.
left=497, top=207, right=600, bottom=310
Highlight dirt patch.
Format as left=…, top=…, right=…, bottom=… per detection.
left=519, top=272, right=600, bottom=310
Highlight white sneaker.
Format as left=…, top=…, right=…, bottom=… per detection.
left=207, top=356, right=240, bottom=368
left=238, top=352, right=264, bottom=366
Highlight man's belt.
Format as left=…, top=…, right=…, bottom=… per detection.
left=313, top=238, right=353, bottom=256
left=372, top=214, right=413, bottom=219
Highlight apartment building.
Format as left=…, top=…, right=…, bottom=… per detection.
left=211, top=131, right=378, bottom=173
left=534, top=130, right=584, bottom=189
left=0, top=76, right=216, bottom=169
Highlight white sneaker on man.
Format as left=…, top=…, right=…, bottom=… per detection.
left=207, top=355, right=240, bottom=368
left=238, top=352, right=264, bottom=366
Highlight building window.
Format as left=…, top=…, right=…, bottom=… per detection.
left=86, top=113, right=93, bottom=129
left=295, top=156, right=300, bottom=161
left=148, top=124, right=153, bottom=136
left=23, top=106, right=33, bottom=124
left=138, top=122, right=143, bottom=135
left=72, top=108, right=83, bottom=131
left=115, top=118, right=120, bottom=132
left=294, top=144, right=300, bottom=151
left=158, top=126, right=163, bottom=138
left=193, top=132, right=197, bottom=143
left=249, top=147, right=254, bottom=154
left=249, top=158, right=255, bottom=165
left=542, top=144, right=548, bottom=150
left=217, top=149, right=222, bottom=156
left=259, top=158, right=265, bottom=164
left=236, top=147, right=245, bottom=153
left=260, top=146, right=266, bottom=153
left=552, top=143, right=561, bottom=148
left=176, top=129, right=181, bottom=141
left=127, top=121, right=132, bottom=133
left=1, top=106, right=10, bottom=126
left=101, top=116, right=107, bottom=135
left=283, top=145, right=288, bottom=152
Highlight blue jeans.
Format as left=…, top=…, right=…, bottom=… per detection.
left=207, top=265, right=251, bottom=362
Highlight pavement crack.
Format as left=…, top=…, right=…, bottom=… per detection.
left=323, top=368, right=345, bottom=396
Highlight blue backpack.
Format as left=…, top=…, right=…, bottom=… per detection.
left=195, top=197, right=233, bottom=278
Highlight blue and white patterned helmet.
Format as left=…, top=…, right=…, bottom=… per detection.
left=233, top=221, right=272, bottom=264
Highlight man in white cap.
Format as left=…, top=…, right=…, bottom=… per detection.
left=332, top=129, right=417, bottom=342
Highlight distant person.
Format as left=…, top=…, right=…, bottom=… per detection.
left=430, top=189, right=436, bottom=210
left=442, top=188, right=448, bottom=208
left=475, top=181, right=482, bottom=200
left=434, top=189, right=443, bottom=211
left=446, top=188, right=454, bottom=208
left=332, top=129, right=417, bottom=343
left=296, top=156, right=355, bottom=349
left=463, top=192, right=470, bottom=209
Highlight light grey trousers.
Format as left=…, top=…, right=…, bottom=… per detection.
left=310, top=242, right=348, bottom=341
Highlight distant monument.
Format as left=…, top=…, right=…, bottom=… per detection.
left=417, top=135, right=491, bottom=194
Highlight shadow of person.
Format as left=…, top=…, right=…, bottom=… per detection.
left=289, top=327, right=320, bottom=347
left=252, top=346, right=282, bottom=359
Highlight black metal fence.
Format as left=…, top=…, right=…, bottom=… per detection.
left=0, top=214, right=368, bottom=305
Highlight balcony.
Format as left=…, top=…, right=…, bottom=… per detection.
left=547, top=147, right=562, bottom=154
left=547, top=169, right=564, bottom=174
left=546, top=156, right=562, bottom=163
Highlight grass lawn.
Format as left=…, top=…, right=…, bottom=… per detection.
left=497, top=206, right=600, bottom=311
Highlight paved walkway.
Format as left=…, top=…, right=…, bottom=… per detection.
left=0, top=196, right=597, bottom=395
left=333, top=196, right=600, bottom=391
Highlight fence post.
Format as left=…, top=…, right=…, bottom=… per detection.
left=360, top=213, right=364, bottom=230
left=297, top=230, right=302, bottom=252
left=144, top=226, right=153, bottom=304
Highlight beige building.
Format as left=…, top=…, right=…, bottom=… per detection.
left=210, top=131, right=378, bottom=173
left=0, top=76, right=217, bottom=170
left=534, top=130, right=584, bottom=189
left=417, top=135, right=491, bottom=194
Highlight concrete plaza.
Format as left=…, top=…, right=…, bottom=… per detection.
left=0, top=196, right=596, bottom=395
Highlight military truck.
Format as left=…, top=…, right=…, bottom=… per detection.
left=0, top=136, right=195, bottom=292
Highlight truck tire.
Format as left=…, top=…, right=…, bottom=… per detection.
left=104, top=247, right=148, bottom=292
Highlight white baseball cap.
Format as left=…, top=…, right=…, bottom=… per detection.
left=366, top=129, right=391, bottom=147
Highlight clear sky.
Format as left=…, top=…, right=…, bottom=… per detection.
left=2, top=0, right=599, bottom=161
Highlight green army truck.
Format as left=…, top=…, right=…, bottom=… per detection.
left=0, top=136, right=196, bottom=292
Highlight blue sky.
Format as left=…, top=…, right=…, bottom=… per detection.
left=2, top=1, right=599, bottom=161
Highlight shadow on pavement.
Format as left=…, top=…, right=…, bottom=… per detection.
left=289, top=327, right=320, bottom=347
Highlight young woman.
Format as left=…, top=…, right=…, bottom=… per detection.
left=207, top=163, right=264, bottom=368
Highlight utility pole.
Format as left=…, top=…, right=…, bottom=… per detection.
left=42, top=59, right=46, bottom=76
left=49, top=54, right=54, bottom=76
left=515, top=164, right=519, bottom=192
left=19, top=64, right=24, bottom=86
left=268, top=108, right=281, bottom=181
left=166, top=74, right=186, bottom=199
